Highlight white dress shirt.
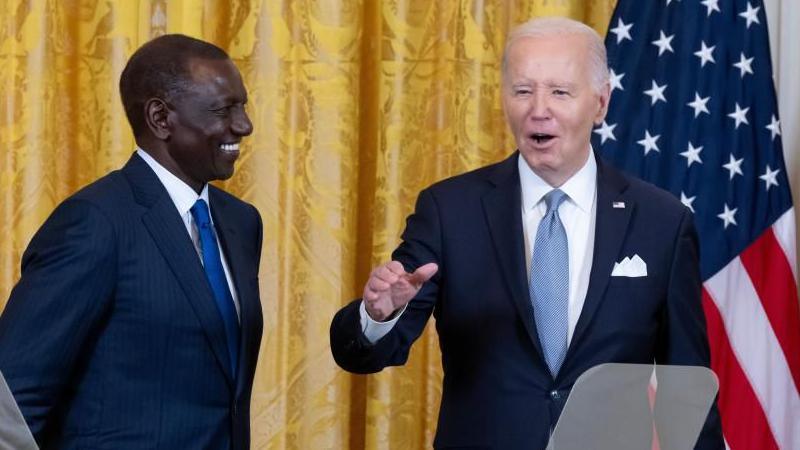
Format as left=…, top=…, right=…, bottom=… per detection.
left=136, top=148, right=240, bottom=320
left=359, top=150, right=598, bottom=344
left=519, top=151, right=596, bottom=344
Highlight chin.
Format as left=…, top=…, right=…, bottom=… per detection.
left=521, top=151, right=560, bottom=169
left=212, top=164, right=237, bottom=181
left=215, top=171, right=235, bottom=181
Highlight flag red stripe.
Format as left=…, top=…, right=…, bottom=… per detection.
left=739, top=227, right=800, bottom=392
left=702, top=289, right=779, bottom=450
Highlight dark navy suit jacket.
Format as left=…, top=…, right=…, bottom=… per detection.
left=0, top=153, right=263, bottom=449
left=331, top=152, right=723, bottom=449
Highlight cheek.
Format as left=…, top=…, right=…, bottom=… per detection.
left=176, top=118, right=216, bottom=141
left=197, top=119, right=226, bottom=136
left=561, top=105, right=597, bottom=134
left=183, top=111, right=226, bottom=134
left=505, top=108, right=528, bottom=133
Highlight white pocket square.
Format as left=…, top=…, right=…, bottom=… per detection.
left=611, top=254, right=648, bottom=277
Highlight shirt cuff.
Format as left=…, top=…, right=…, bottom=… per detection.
left=359, top=300, right=406, bottom=344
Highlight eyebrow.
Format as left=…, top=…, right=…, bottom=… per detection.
left=510, top=81, right=577, bottom=89
left=208, top=95, right=248, bottom=108
left=547, top=82, right=577, bottom=89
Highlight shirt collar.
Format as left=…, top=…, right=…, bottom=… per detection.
left=518, top=147, right=597, bottom=213
left=136, top=148, right=210, bottom=219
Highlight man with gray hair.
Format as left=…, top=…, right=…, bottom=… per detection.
left=331, top=17, right=722, bottom=448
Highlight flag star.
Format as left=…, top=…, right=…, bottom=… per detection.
left=687, top=92, right=710, bottom=118
left=760, top=165, right=780, bottom=190
left=593, top=121, right=617, bottom=144
left=651, top=31, right=675, bottom=56
left=766, top=114, right=781, bottom=140
left=609, top=18, right=633, bottom=44
left=723, top=154, right=744, bottom=180
left=680, top=192, right=696, bottom=213
left=717, top=204, right=738, bottom=229
left=727, top=103, right=750, bottom=129
left=680, top=142, right=703, bottom=167
left=694, top=41, right=716, bottom=67
left=637, top=130, right=661, bottom=155
left=609, top=69, right=625, bottom=92
left=643, top=80, right=668, bottom=105
left=733, top=53, right=754, bottom=78
left=739, top=2, right=761, bottom=28
left=701, top=0, right=720, bottom=16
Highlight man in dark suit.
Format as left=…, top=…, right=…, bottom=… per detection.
left=330, top=17, right=723, bottom=449
left=0, top=34, right=262, bottom=449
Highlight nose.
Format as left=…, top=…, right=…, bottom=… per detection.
left=232, top=106, right=253, bottom=137
left=529, top=88, right=550, bottom=120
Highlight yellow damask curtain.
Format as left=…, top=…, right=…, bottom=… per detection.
left=0, top=1, right=614, bottom=448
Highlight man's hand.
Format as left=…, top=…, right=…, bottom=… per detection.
left=363, top=261, right=438, bottom=321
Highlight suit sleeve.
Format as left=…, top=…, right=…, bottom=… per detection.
left=330, top=188, right=442, bottom=374
left=252, top=203, right=263, bottom=267
left=0, top=199, right=116, bottom=442
left=654, top=209, right=724, bottom=449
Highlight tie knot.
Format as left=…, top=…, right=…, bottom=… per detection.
left=190, top=199, right=212, bottom=228
left=544, top=189, right=567, bottom=214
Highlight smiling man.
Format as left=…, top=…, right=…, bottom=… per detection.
left=0, top=35, right=263, bottom=449
left=330, top=17, right=723, bottom=449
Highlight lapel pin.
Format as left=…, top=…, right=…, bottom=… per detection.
left=613, top=201, right=625, bottom=209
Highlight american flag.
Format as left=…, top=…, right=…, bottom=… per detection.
left=593, top=0, right=800, bottom=448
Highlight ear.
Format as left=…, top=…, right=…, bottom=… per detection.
left=144, top=98, right=171, bottom=140
left=593, top=81, right=611, bottom=125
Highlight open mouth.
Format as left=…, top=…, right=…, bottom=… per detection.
left=219, top=143, right=240, bottom=154
left=529, top=133, right=556, bottom=144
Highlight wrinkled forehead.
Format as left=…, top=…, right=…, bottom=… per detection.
left=507, top=33, right=591, bottom=64
left=504, top=34, right=592, bottom=80
left=177, top=57, right=248, bottom=105
left=187, top=57, right=241, bottom=85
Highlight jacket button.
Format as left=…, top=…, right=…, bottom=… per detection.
left=550, top=390, right=561, bottom=400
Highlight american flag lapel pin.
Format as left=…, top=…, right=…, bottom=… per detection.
left=613, top=201, right=625, bottom=209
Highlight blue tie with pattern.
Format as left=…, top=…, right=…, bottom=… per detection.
left=530, top=189, right=569, bottom=377
left=191, top=199, right=239, bottom=377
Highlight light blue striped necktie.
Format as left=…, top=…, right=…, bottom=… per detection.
left=530, top=189, right=569, bottom=377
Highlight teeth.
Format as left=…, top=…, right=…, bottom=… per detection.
left=220, top=143, right=239, bottom=152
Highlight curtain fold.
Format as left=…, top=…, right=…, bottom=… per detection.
left=0, top=1, right=614, bottom=448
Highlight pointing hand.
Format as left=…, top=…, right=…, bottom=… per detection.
left=363, top=261, right=438, bottom=321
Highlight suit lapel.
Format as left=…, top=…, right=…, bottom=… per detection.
left=482, top=153, right=544, bottom=358
left=123, top=154, right=235, bottom=384
left=568, top=157, right=633, bottom=354
left=209, top=188, right=259, bottom=394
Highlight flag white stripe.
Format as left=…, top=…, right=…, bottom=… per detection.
left=772, top=208, right=797, bottom=279
left=704, top=256, right=800, bottom=449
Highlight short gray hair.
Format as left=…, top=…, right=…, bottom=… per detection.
left=501, top=17, right=609, bottom=92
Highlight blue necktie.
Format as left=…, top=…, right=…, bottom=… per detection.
left=191, top=199, right=239, bottom=377
left=530, top=189, right=569, bottom=377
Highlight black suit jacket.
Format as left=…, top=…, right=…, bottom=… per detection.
left=0, top=153, right=263, bottom=449
left=331, top=152, right=723, bottom=449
